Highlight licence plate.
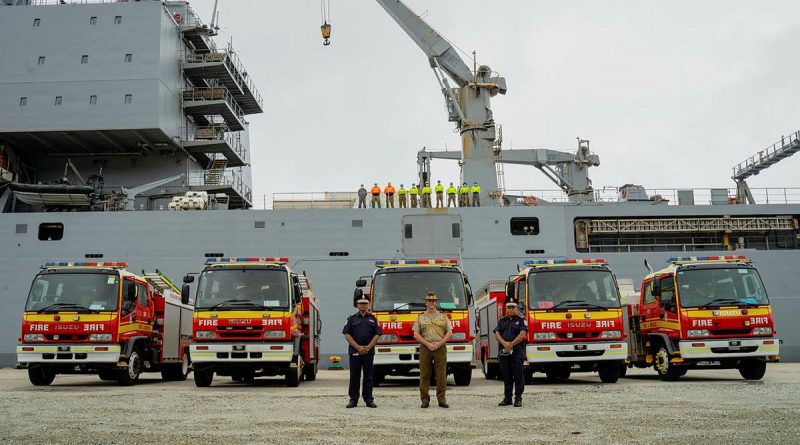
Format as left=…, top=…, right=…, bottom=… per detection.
left=233, top=345, right=245, bottom=351
left=729, top=341, right=742, bottom=346
left=574, top=344, right=587, bottom=350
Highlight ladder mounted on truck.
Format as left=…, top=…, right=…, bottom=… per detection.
left=142, top=269, right=181, bottom=294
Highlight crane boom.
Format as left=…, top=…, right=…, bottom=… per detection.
left=375, top=0, right=473, bottom=86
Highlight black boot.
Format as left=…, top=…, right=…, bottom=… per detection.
left=514, top=398, right=522, bottom=407
left=498, top=399, right=512, bottom=407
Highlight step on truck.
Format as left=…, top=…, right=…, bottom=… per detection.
left=476, top=259, right=627, bottom=383
left=626, top=255, right=780, bottom=380
left=184, top=257, right=321, bottom=387
left=17, top=262, right=193, bottom=386
left=354, top=259, right=474, bottom=386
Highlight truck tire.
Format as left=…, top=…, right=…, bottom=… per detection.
left=117, top=347, right=143, bottom=386
left=373, top=370, right=385, bottom=387
left=193, top=368, right=214, bottom=387
left=654, top=346, right=682, bottom=381
left=303, top=361, right=318, bottom=381
left=598, top=364, right=621, bottom=383
left=98, top=370, right=117, bottom=381
left=28, top=366, right=56, bottom=386
left=619, top=366, right=628, bottom=378
left=161, top=354, right=190, bottom=381
left=524, top=369, right=534, bottom=384
left=738, top=359, right=767, bottom=380
left=285, top=356, right=303, bottom=387
left=482, top=353, right=499, bottom=380
left=545, top=366, right=570, bottom=382
left=453, top=365, right=472, bottom=386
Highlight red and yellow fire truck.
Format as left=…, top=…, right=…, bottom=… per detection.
left=17, top=262, right=193, bottom=386
left=626, top=255, right=780, bottom=380
left=354, top=259, right=474, bottom=386
left=184, top=257, right=321, bottom=387
left=475, top=259, right=627, bottom=383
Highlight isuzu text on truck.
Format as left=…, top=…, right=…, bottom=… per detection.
left=354, top=259, right=474, bottom=386
left=184, top=257, right=321, bottom=387
left=17, top=263, right=192, bottom=386
left=626, top=255, right=780, bottom=380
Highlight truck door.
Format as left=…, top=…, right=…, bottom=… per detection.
left=133, top=281, right=154, bottom=328
left=640, top=278, right=659, bottom=331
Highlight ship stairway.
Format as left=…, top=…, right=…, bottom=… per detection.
left=204, top=158, right=228, bottom=186
left=733, top=130, right=800, bottom=181
left=493, top=126, right=506, bottom=199
left=142, top=270, right=181, bottom=295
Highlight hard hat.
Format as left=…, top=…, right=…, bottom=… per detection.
left=426, top=182, right=430, bottom=185
left=474, top=182, right=478, bottom=184
left=374, top=183, right=378, bottom=186
left=450, top=182, right=453, bottom=185
left=463, top=182, right=467, bottom=185
left=425, top=291, right=438, bottom=301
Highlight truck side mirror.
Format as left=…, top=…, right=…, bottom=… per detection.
left=127, top=284, right=138, bottom=302
left=356, top=279, right=367, bottom=288
left=353, top=288, right=364, bottom=307
left=183, top=275, right=194, bottom=284
left=651, top=280, right=662, bottom=297
left=505, top=281, right=515, bottom=301
left=181, top=284, right=191, bottom=305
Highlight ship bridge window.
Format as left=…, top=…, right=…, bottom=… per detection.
left=124, top=94, right=133, bottom=104
left=19, top=97, right=27, bottom=107
left=33, top=18, right=41, bottom=27
left=404, top=224, right=412, bottom=239
left=125, top=53, right=133, bottom=63
left=37, top=56, right=45, bottom=66
left=54, top=96, right=62, bottom=106
left=89, top=17, right=97, bottom=26
left=510, top=218, right=539, bottom=236
left=89, top=95, right=97, bottom=105
left=38, top=223, right=64, bottom=241
left=81, top=55, right=89, bottom=64
left=114, top=16, right=122, bottom=25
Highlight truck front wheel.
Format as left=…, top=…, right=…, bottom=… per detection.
left=285, top=356, right=303, bottom=387
left=654, top=346, right=682, bottom=381
left=117, top=347, right=143, bottom=386
left=598, top=364, right=621, bottom=383
left=303, top=361, right=318, bottom=381
left=738, top=359, right=767, bottom=380
left=161, top=354, right=190, bottom=381
left=28, top=365, right=56, bottom=386
left=453, top=365, right=472, bottom=386
left=194, top=367, right=214, bottom=387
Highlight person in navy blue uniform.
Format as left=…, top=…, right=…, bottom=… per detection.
left=493, top=299, right=528, bottom=407
left=342, top=292, right=382, bottom=408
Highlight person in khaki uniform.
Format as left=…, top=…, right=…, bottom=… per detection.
left=413, top=292, right=453, bottom=408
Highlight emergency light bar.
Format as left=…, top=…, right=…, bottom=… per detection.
left=524, top=258, right=607, bottom=266
left=44, top=261, right=128, bottom=268
left=667, top=255, right=749, bottom=264
left=206, top=257, right=289, bottom=264
left=375, top=259, right=459, bottom=267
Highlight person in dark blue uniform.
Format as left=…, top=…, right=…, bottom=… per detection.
left=342, top=292, right=382, bottom=408
left=493, top=299, right=528, bottom=407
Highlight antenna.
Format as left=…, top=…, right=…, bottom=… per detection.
left=210, top=0, right=220, bottom=29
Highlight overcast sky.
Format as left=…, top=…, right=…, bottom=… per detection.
left=188, top=0, right=800, bottom=207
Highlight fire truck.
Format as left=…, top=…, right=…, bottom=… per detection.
left=625, top=255, right=780, bottom=380
left=17, top=262, right=193, bottom=386
left=183, top=257, right=321, bottom=387
left=475, top=259, right=627, bottom=384
left=354, top=259, right=474, bottom=386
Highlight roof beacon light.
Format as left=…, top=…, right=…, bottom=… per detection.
left=523, top=258, right=607, bottom=267
left=375, top=259, right=459, bottom=267
left=667, top=255, right=750, bottom=264
left=206, top=257, right=289, bottom=264
left=44, top=261, right=128, bottom=268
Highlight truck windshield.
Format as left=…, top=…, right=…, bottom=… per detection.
left=372, top=270, right=467, bottom=311
left=196, top=268, right=289, bottom=310
left=529, top=270, right=621, bottom=310
left=25, top=272, right=120, bottom=312
left=676, top=267, right=769, bottom=307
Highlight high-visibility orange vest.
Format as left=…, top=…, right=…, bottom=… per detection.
left=384, top=186, right=395, bottom=194
left=371, top=186, right=381, bottom=196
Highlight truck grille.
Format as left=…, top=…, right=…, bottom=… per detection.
left=45, top=334, right=89, bottom=342
left=710, top=329, right=751, bottom=336
left=556, top=350, right=604, bottom=358
left=218, top=332, right=261, bottom=338
left=557, top=332, right=599, bottom=339
left=710, top=346, right=758, bottom=354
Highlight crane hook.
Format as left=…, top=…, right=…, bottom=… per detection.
left=320, top=0, right=331, bottom=46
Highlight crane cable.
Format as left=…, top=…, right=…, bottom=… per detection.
left=320, top=0, right=331, bottom=46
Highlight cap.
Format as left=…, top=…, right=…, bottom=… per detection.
left=400, top=184, right=404, bottom=187
left=425, top=291, right=438, bottom=301
left=356, top=297, right=370, bottom=304
left=505, top=300, right=518, bottom=307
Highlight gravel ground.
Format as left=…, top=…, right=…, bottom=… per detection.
left=1, top=364, right=798, bottom=445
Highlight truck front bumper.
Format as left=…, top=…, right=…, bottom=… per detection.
left=526, top=341, right=628, bottom=363
left=373, top=343, right=473, bottom=366
left=678, top=338, right=779, bottom=360
left=190, top=342, right=294, bottom=363
left=17, top=344, right=121, bottom=364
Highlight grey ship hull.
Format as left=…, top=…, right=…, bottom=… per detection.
left=2, top=203, right=799, bottom=367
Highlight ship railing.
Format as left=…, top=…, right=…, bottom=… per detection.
left=186, top=125, right=248, bottom=162
left=184, top=47, right=263, bottom=110
left=182, top=87, right=246, bottom=121
left=505, top=187, right=800, bottom=205
left=16, top=1, right=156, bottom=6
left=188, top=169, right=250, bottom=201
left=583, top=243, right=726, bottom=253
left=733, top=130, right=800, bottom=181
left=270, top=192, right=358, bottom=210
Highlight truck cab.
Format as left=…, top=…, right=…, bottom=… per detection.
left=185, top=257, right=320, bottom=387
left=627, top=255, right=780, bottom=380
left=479, top=259, right=627, bottom=383
left=17, top=262, right=192, bottom=386
left=355, top=259, right=474, bottom=386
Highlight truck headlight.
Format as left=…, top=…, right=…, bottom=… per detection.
left=263, top=330, right=286, bottom=339
left=601, top=330, right=621, bottom=339
left=687, top=329, right=709, bottom=338
left=753, top=327, right=773, bottom=335
left=24, top=333, right=45, bottom=342
left=534, top=332, right=556, bottom=340
left=451, top=332, right=467, bottom=341
left=195, top=330, right=217, bottom=339
left=378, top=334, right=398, bottom=343
left=89, top=333, right=112, bottom=342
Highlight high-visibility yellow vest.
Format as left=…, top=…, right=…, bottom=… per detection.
left=446, top=186, right=457, bottom=195
left=398, top=187, right=407, bottom=196
left=409, top=187, right=419, bottom=195
left=421, top=186, right=432, bottom=194
left=435, top=184, right=444, bottom=193
left=459, top=186, right=469, bottom=195
left=471, top=185, right=481, bottom=193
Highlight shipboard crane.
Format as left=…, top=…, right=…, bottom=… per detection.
left=733, top=129, right=800, bottom=204
left=376, top=0, right=507, bottom=206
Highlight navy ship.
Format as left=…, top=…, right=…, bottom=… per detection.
left=0, top=0, right=798, bottom=367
